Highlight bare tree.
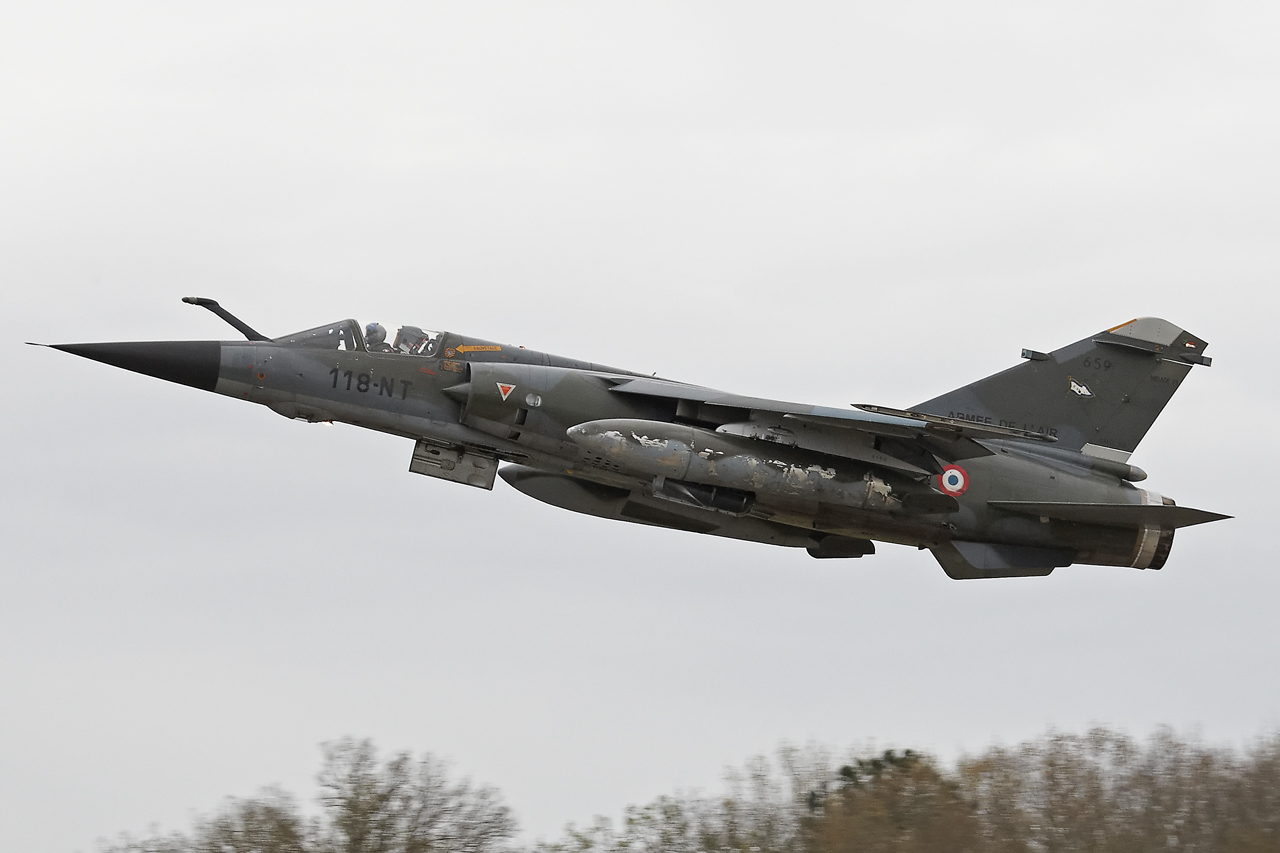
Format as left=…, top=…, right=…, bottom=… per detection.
left=316, top=738, right=516, bottom=853
left=188, top=789, right=312, bottom=853
left=100, top=742, right=515, bottom=853
left=101, top=790, right=309, bottom=853
left=957, top=727, right=1280, bottom=853
left=533, top=748, right=821, bottom=853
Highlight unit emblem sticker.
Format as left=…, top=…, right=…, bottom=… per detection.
left=497, top=382, right=516, bottom=401
left=938, top=464, right=969, bottom=496
left=1068, top=376, right=1094, bottom=398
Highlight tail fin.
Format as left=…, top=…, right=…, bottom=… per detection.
left=913, top=318, right=1210, bottom=460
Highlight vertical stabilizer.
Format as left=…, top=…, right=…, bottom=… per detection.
left=912, top=318, right=1209, bottom=458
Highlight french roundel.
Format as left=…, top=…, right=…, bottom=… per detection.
left=938, top=464, right=969, bottom=496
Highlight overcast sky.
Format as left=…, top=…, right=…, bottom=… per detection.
left=2, top=3, right=1278, bottom=851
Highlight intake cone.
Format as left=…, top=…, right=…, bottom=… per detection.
left=50, top=341, right=222, bottom=392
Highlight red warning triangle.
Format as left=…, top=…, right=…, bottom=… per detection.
left=497, top=382, right=516, bottom=401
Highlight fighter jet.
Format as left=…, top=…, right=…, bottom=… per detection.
left=41, top=298, right=1228, bottom=579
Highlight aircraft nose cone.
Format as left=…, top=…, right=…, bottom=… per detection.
left=50, top=341, right=222, bottom=392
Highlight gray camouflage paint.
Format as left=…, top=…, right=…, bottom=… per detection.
left=46, top=307, right=1228, bottom=579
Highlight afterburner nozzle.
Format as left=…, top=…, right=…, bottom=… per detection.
left=50, top=341, right=222, bottom=392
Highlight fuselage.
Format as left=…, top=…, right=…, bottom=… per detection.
left=208, top=321, right=1164, bottom=569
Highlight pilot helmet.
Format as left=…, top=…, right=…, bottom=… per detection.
left=365, top=322, right=387, bottom=346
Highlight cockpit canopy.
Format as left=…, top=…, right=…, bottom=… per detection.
left=275, top=320, right=362, bottom=350
left=274, top=319, right=444, bottom=356
left=365, top=323, right=444, bottom=356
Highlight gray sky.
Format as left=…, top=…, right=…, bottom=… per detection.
left=2, top=3, right=1278, bottom=850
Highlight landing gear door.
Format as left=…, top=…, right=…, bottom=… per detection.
left=408, top=440, right=498, bottom=490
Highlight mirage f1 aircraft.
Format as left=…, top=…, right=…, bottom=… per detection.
left=42, top=298, right=1228, bottom=579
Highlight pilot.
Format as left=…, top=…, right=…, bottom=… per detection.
left=365, top=323, right=393, bottom=352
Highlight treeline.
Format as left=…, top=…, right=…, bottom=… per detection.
left=103, top=728, right=1280, bottom=853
